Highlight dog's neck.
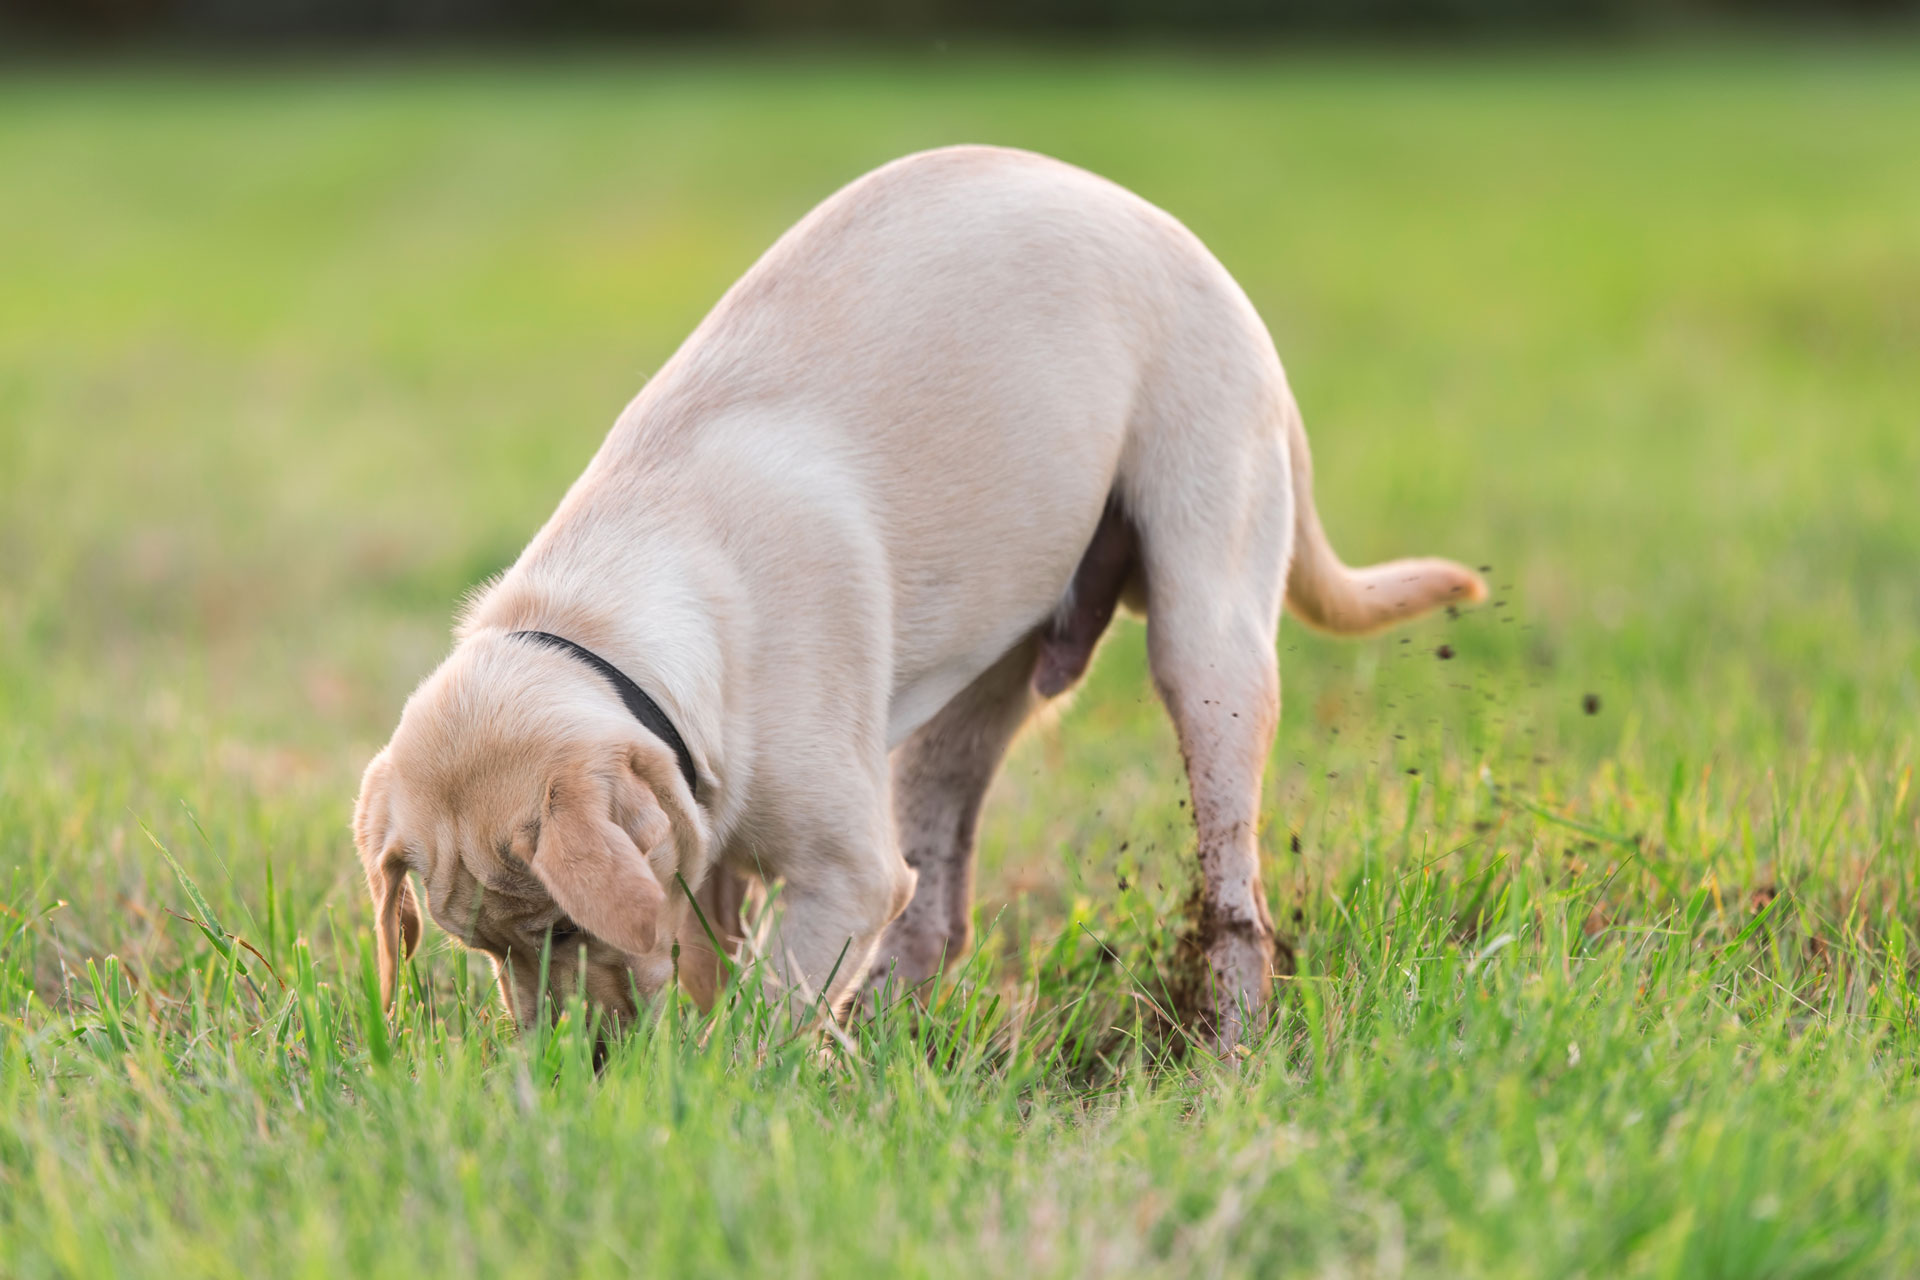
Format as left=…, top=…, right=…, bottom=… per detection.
left=461, top=544, right=740, bottom=825
left=461, top=585, right=620, bottom=653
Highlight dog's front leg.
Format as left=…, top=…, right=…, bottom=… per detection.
left=760, top=811, right=918, bottom=1024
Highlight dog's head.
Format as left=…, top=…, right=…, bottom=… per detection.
left=352, top=632, right=705, bottom=1031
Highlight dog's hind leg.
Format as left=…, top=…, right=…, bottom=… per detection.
left=865, top=637, right=1042, bottom=999
left=1147, top=596, right=1285, bottom=1048
left=867, top=499, right=1140, bottom=1001
left=1126, top=391, right=1296, bottom=1047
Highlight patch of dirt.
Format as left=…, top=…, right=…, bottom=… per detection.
left=1160, top=879, right=1296, bottom=1052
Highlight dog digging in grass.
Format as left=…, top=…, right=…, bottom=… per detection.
left=353, top=145, right=1484, bottom=1048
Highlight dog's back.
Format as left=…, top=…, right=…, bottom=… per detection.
left=576, top=147, right=1280, bottom=733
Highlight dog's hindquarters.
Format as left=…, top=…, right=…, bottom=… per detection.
left=1112, top=226, right=1482, bottom=1041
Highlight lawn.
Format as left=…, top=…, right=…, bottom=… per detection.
left=2, top=45, right=1918, bottom=1277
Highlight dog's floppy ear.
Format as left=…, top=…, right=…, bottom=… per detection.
left=530, top=757, right=667, bottom=957
left=353, top=750, right=421, bottom=1010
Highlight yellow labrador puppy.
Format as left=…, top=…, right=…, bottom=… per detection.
left=354, top=145, right=1483, bottom=1042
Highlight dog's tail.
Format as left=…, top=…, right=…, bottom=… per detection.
left=1283, top=410, right=1486, bottom=636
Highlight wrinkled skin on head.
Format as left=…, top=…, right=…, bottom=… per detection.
left=352, top=637, right=705, bottom=1036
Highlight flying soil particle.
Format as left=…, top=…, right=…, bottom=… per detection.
left=1290, top=833, right=1302, bottom=853
left=1583, top=693, right=1602, bottom=715
left=1436, top=644, right=1455, bottom=660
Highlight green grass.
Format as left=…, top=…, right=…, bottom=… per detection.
left=3, top=46, right=1919, bottom=1277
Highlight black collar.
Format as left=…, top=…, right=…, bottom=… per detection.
left=510, top=630, right=700, bottom=798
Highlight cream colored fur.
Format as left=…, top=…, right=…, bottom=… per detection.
left=353, top=145, right=1484, bottom=1042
